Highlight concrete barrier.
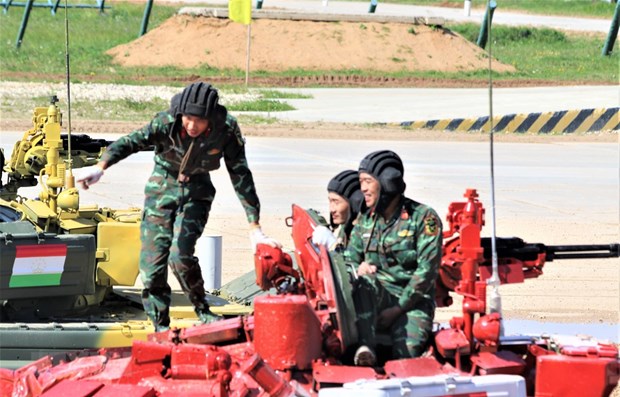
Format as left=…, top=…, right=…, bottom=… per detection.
left=179, top=7, right=445, bottom=25
left=400, top=107, right=619, bottom=133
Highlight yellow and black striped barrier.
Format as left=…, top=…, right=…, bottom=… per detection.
left=401, top=107, right=619, bottom=133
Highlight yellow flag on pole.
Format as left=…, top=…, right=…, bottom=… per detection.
left=229, top=0, right=252, bottom=25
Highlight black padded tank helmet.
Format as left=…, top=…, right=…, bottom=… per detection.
left=359, top=150, right=406, bottom=196
left=327, top=169, right=366, bottom=237
left=327, top=170, right=359, bottom=201
left=177, top=82, right=220, bottom=119
left=169, top=82, right=228, bottom=130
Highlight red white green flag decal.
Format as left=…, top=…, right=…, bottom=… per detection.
left=9, top=244, right=67, bottom=287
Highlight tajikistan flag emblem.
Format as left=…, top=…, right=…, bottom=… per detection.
left=10, top=244, right=67, bottom=288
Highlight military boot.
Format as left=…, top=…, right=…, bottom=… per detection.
left=196, top=308, right=224, bottom=324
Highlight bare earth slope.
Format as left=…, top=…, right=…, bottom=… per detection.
left=106, top=15, right=515, bottom=73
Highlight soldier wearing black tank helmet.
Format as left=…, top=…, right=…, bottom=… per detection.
left=76, top=82, right=280, bottom=332
left=312, top=170, right=366, bottom=251
left=345, top=150, right=443, bottom=366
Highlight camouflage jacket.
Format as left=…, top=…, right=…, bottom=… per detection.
left=345, top=197, right=442, bottom=312
left=100, top=111, right=260, bottom=223
left=333, top=225, right=350, bottom=252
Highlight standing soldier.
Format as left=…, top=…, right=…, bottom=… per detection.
left=312, top=169, right=365, bottom=251
left=345, top=150, right=442, bottom=366
left=77, top=82, right=280, bottom=332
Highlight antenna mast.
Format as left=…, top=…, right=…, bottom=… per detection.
left=486, top=0, right=503, bottom=333
left=63, top=0, right=75, bottom=187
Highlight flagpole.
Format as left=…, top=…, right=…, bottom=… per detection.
left=245, top=23, right=251, bottom=87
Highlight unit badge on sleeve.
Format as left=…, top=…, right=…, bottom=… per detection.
left=423, top=215, right=439, bottom=236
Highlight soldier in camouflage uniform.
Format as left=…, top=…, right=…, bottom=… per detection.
left=77, top=82, right=280, bottom=331
left=312, top=170, right=365, bottom=251
left=345, top=150, right=442, bottom=365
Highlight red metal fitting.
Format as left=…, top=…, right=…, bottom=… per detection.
left=449, top=316, right=464, bottom=330
left=170, top=344, right=232, bottom=384
left=254, top=244, right=298, bottom=291
left=435, top=328, right=471, bottom=359
left=254, top=295, right=322, bottom=371
left=474, top=281, right=487, bottom=305
left=463, top=298, right=486, bottom=314
left=241, top=353, right=294, bottom=397
left=473, top=313, right=501, bottom=346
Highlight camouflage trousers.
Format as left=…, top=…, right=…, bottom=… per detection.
left=353, top=274, right=434, bottom=358
left=139, top=168, right=216, bottom=329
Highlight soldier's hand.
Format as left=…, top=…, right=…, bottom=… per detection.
left=357, top=261, right=377, bottom=277
left=76, top=165, right=104, bottom=190
left=250, top=227, right=282, bottom=252
left=377, top=305, right=404, bottom=329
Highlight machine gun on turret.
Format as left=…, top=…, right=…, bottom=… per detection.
left=437, top=189, right=619, bottom=305
left=0, top=97, right=143, bottom=320
left=475, top=237, right=620, bottom=282
left=0, top=96, right=112, bottom=201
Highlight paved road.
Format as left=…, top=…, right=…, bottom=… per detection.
left=199, top=0, right=615, bottom=33
left=4, top=82, right=616, bottom=124
left=263, top=86, right=619, bottom=123
left=3, top=132, right=618, bottom=227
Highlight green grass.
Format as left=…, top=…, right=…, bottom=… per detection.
left=257, top=90, right=312, bottom=99
left=71, top=98, right=170, bottom=120
left=375, top=0, right=618, bottom=18
left=0, top=94, right=299, bottom=121
left=0, top=1, right=180, bottom=82
left=226, top=99, right=295, bottom=112
left=448, top=23, right=618, bottom=82
left=236, top=114, right=282, bottom=124
left=0, top=95, right=169, bottom=121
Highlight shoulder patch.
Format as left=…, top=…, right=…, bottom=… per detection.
left=233, top=126, right=245, bottom=146
left=423, top=215, right=439, bottom=236
left=228, top=115, right=245, bottom=146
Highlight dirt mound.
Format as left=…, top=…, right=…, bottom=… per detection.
left=107, top=15, right=515, bottom=73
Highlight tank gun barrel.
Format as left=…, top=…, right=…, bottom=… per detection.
left=480, top=237, right=619, bottom=262
left=544, top=243, right=619, bottom=260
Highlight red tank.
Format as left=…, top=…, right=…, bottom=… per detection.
left=1, top=190, right=618, bottom=397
